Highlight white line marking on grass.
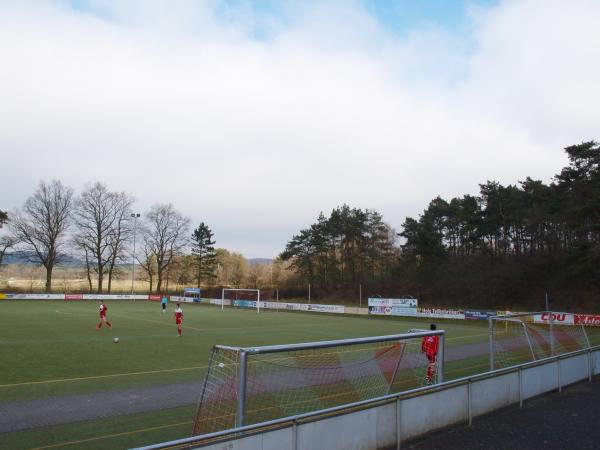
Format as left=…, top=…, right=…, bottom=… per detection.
left=25, top=420, right=193, bottom=450
left=0, top=365, right=209, bottom=388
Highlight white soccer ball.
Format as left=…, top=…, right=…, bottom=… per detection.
left=218, top=363, right=225, bottom=368
left=113, top=337, right=120, bottom=343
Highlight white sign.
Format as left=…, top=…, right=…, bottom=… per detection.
left=533, top=312, right=575, bottom=325
left=417, top=308, right=465, bottom=320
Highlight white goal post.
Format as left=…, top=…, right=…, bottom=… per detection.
left=221, top=288, right=261, bottom=312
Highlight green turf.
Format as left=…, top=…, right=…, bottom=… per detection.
left=0, top=300, right=490, bottom=449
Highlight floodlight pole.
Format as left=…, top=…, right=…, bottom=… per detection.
left=130, top=213, right=140, bottom=295
left=308, top=283, right=311, bottom=304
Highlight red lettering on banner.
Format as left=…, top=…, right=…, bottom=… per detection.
left=148, top=295, right=161, bottom=301
left=65, top=294, right=83, bottom=300
left=575, top=314, right=600, bottom=326
left=541, top=312, right=567, bottom=322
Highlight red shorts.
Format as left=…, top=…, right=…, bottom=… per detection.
left=426, top=354, right=436, bottom=363
left=176, top=318, right=182, bottom=325
left=100, top=314, right=107, bottom=320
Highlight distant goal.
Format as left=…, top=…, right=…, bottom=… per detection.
left=221, top=288, right=261, bottom=312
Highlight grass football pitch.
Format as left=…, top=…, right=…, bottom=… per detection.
left=0, top=300, right=493, bottom=450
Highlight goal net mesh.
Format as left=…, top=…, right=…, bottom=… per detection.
left=192, top=334, right=439, bottom=436
left=491, top=314, right=589, bottom=369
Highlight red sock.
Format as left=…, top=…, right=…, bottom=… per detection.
left=97, top=322, right=102, bottom=329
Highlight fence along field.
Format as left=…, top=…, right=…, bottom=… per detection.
left=0, top=299, right=599, bottom=450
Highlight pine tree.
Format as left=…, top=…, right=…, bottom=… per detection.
left=191, top=222, right=217, bottom=288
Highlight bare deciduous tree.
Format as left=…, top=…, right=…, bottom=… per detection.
left=141, top=204, right=190, bottom=293
left=137, top=239, right=156, bottom=292
left=73, top=183, right=135, bottom=293
left=106, top=192, right=134, bottom=293
left=10, top=180, right=74, bottom=292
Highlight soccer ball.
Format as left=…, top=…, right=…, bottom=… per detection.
left=218, top=363, right=225, bottom=368
left=113, top=337, right=120, bottom=343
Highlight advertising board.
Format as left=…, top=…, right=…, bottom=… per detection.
left=574, top=314, right=600, bottom=326
left=307, top=304, right=345, bottom=314
left=368, top=298, right=418, bottom=317
left=8, top=293, right=65, bottom=300
left=417, top=308, right=465, bottom=320
left=533, top=312, right=575, bottom=325
left=465, top=310, right=497, bottom=320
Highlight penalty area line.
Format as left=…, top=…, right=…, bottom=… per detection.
left=25, top=420, right=193, bottom=450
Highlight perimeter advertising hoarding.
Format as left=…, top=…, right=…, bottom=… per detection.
left=368, top=298, right=418, bottom=317
left=465, top=310, right=497, bottom=320
left=575, top=314, right=600, bottom=326
left=533, top=312, right=575, bottom=325
left=233, top=300, right=345, bottom=314
left=7, top=293, right=65, bottom=300
left=417, top=308, right=465, bottom=320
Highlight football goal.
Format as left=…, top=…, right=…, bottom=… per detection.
left=489, top=312, right=590, bottom=370
left=191, top=329, right=445, bottom=435
left=221, top=288, right=261, bottom=312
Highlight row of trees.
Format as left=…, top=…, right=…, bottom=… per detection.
left=280, top=205, right=399, bottom=290
left=280, top=142, right=599, bottom=308
left=0, top=182, right=219, bottom=293
left=400, top=142, right=599, bottom=270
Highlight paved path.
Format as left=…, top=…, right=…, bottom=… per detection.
left=0, top=342, right=489, bottom=433
left=404, top=377, right=600, bottom=450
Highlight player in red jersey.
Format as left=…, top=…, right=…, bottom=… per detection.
left=96, top=300, right=112, bottom=330
left=421, top=323, right=439, bottom=385
left=174, top=303, right=183, bottom=336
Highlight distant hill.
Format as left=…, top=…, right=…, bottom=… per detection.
left=2, top=251, right=85, bottom=267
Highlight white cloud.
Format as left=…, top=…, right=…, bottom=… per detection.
left=0, top=0, right=598, bottom=257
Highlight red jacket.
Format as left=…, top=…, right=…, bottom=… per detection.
left=421, top=335, right=439, bottom=357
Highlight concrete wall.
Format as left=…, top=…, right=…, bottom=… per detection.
left=185, top=348, right=600, bottom=450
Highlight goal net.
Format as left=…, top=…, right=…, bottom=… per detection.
left=221, top=288, right=261, bottom=312
left=490, top=312, right=590, bottom=370
left=191, top=330, right=445, bottom=436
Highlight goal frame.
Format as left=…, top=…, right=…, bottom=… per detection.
left=488, top=311, right=591, bottom=371
left=203, top=330, right=445, bottom=428
left=221, top=288, right=261, bottom=312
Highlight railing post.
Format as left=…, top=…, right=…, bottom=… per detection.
left=557, top=357, right=562, bottom=393
left=518, top=367, right=523, bottom=408
left=467, top=380, right=472, bottom=426
left=549, top=311, right=555, bottom=357
left=396, top=397, right=401, bottom=450
left=292, top=418, right=298, bottom=450
left=589, top=350, right=593, bottom=383
left=489, top=317, right=494, bottom=371
left=438, top=332, right=445, bottom=383
left=236, top=350, right=248, bottom=427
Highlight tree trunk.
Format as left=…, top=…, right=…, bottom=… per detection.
left=45, top=265, right=53, bottom=292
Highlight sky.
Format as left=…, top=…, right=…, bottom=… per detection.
left=0, top=0, right=599, bottom=258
